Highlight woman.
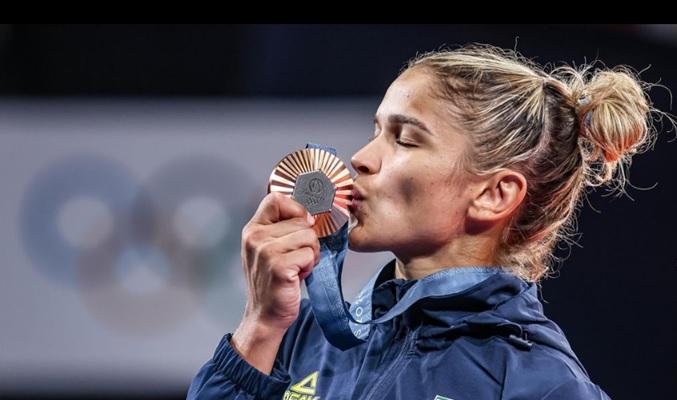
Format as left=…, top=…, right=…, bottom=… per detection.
left=188, top=44, right=664, bottom=399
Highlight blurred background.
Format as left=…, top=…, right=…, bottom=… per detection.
left=0, top=24, right=675, bottom=399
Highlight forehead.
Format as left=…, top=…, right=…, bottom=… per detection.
left=377, top=68, right=464, bottom=143
left=378, top=68, right=436, bottom=116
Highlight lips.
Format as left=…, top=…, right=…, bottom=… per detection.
left=349, top=186, right=366, bottom=213
left=351, top=187, right=365, bottom=201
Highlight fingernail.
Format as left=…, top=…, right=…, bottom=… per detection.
left=306, top=213, right=315, bottom=225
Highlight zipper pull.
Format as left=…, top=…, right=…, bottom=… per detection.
left=507, top=333, right=533, bottom=351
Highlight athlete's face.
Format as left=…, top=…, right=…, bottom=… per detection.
left=348, top=67, right=476, bottom=259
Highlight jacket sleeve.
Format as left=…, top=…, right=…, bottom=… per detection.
left=187, top=298, right=314, bottom=400
left=186, top=332, right=292, bottom=400
left=541, top=379, right=612, bottom=400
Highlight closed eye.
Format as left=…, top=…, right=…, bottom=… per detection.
left=369, top=122, right=416, bottom=148
left=368, top=133, right=416, bottom=147
left=395, top=139, right=416, bottom=147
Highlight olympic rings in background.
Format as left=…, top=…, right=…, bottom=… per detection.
left=20, top=154, right=259, bottom=335
left=20, top=154, right=138, bottom=287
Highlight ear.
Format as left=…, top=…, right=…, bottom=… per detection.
left=467, top=169, right=527, bottom=224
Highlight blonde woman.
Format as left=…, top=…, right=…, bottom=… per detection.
left=188, top=44, right=668, bottom=399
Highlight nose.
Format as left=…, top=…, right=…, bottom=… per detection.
left=350, top=144, right=379, bottom=175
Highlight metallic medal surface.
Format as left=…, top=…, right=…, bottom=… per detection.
left=267, top=147, right=353, bottom=238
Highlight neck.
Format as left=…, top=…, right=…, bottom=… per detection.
left=394, top=235, right=499, bottom=280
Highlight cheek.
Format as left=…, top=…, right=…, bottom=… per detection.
left=379, top=169, right=423, bottom=214
left=398, top=164, right=448, bottom=205
left=399, top=175, right=419, bottom=206
left=401, top=173, right=464, bottom=226
left=389, top=174, right=444, bottom=220
left=376, top=159, right=463, bottom=222
left=386, top=161, right=429, bottom=205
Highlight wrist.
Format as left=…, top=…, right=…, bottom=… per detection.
left=230, top=319, right=288, bottom=375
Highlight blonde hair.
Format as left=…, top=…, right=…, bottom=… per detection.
left=406, top=43, right=673, bottom=283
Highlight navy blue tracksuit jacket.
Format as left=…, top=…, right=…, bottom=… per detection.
left=188, top=260, right=611, bottom=399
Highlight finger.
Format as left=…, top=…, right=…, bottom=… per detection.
left=251, top=192, right=313, bottom=225
left=264, top=216, right=316, bottom=239
left=272, top=247, right=316, bottom=284
left=275, top=228, right=320, bottom=263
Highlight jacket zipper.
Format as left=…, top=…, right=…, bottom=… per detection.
left=362, top=328, right=418, bottom=400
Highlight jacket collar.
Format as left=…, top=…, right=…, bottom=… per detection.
left=367, top=258, right=581, bottom=365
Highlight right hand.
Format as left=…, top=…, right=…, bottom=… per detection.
left=239, top=192, right=320, bottom=333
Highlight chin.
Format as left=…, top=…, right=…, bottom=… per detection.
left=347, top=227, right=383, bottom=253
left=347, top=227, right=365, bottom=251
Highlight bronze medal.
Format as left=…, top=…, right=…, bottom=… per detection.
left=268, top=147, right=353, bottom=238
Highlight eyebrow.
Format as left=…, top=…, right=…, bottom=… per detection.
left=374, top=114, right=434, bottom=136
